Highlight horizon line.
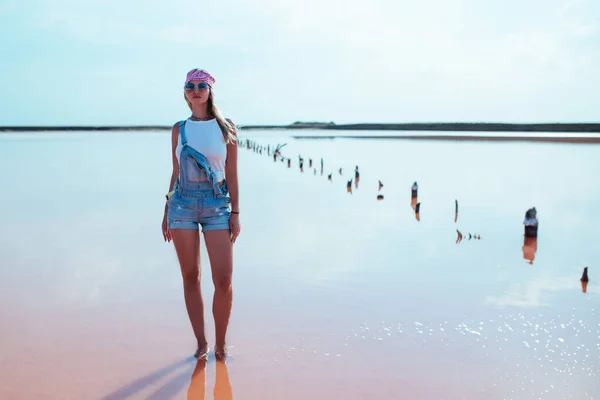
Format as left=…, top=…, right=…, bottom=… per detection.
left=2, top=121, right=600, bottom=127
left=1, top=121, right=600, bottom=134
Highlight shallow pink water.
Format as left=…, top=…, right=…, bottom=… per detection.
left=1, top=131, right=599, bottom=399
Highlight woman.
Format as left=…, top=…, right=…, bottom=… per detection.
left=161, top=68, right=241, bottom=361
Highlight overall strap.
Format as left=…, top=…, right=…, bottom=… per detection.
left=179, top=120, right=188, bottom=146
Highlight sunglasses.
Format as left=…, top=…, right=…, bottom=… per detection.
left=184, top=82, right=210, bottom=91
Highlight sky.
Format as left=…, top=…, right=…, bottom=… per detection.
left=0, top=0, right=598, bottom=126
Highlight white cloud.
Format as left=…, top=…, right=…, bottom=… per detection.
left=557, top=0, right=600, bottom=37
left=569, top=23, right=599, bottom=36
left=3, top=0, right=599, bottom=123
left=558, top=0, right=584, bottom=16
left=26, top=0, right=277, bottom=47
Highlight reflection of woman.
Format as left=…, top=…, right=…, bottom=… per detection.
left=187, top=360, right=206, bottom=399
left=161, top=69, right=241, bottom=360
left=214, top=362, right=233, bottom=400
left=187, top=360, right=233, bottom=400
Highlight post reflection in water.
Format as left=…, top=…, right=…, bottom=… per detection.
left=187, top=360, right=233, bottom=400
left=456, top=229, right=463, bottom=244
left=522, top=236, right=538, bottom=265
left=410, top=181, right=418, bottom=218
left=411, top=197, right=420, bottom=221
left=581, top=267, right=589, bottom=293
left=376, top=180, right=384, bottom=200
left=581, top=279, right=588, bottom=293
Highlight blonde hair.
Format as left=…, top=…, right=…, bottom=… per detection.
left=184, top=88, right=237, bottom=145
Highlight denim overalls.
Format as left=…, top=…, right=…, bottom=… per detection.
left=167, top=120, right=231, bottom=232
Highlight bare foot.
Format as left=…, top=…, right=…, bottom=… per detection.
left=214, top=344, right=228, bottom=361
left=194, top=343, right=209, bottom=360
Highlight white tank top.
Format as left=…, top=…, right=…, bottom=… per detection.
left=176, top=118, right=227, bottom=182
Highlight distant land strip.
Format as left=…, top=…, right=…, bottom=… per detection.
left=0, top=126, right=168, bottom=132
left=291, top=134, right=600, bottom=144
left=240, top=122, right=600, bottom=133
left=1, top=122, right=599, bottom=133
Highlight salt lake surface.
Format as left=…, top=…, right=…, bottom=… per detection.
left=1, top=129, right=599, bottom=399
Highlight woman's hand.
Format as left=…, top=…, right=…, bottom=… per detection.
left=230, top=213, right=241, bottom=243
left=162, top=213, right=172, bottom=242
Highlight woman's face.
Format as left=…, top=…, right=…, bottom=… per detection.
left=184, top=80, right=210, bottom=105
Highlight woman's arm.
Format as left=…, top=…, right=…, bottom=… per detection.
left=225, top=119, right=239, bottom=213
left=164, top=122, right=180, bottom=215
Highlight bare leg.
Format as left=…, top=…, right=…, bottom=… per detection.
left=171, top=229, right=208, bottom=356
left=203, top=229, right=233, bottom=358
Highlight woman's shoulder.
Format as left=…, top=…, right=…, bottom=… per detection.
left=172, top=119, right=191, bottom=134
left=172, top=119, right=187, bottom=130
left=171, top=120, right=186, bottom=143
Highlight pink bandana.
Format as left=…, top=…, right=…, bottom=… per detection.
left=185, top=69, right=216, bottom=86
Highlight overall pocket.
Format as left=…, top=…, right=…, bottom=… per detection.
left=167, top=194, right=197, bottom=219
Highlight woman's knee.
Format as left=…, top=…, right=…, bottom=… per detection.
left=215, top=276, right=232, bottom=293
left=182, top=268, right=200, bottom=287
